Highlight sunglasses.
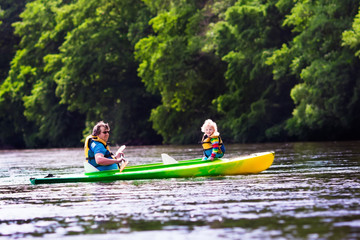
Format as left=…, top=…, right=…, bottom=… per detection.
left=102, top=131, right=110, bottom=134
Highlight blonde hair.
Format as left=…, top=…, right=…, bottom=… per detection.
left=201, top=119, right=218, bottom=133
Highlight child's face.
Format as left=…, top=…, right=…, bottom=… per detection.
left=204, top=125, right=215, bottom=136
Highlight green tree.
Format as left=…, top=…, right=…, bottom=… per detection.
left=343, top=7, right=360, bottom=56
left=0, top=0, right=27, bottom=84
left=3, top=0, right=360, bottom=148
left=342, top=8, right=360, bottom=132
left=0, top=0, right=29, bottom=148
left=269, top=0, right=360, bottom=140
left=46, top=0, right=160, bottom=145
left=1, top=0, right=86, bottom=148
left=135, top=0, right=227, bottom=144
left=0, top=0, right=160, bottom=148
left=205, top=0, right=294, bottom=142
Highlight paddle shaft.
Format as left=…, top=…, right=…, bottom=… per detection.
left=116, top=145, right=126, bottom=172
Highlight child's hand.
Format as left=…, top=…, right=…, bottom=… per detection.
left=209, top=156, right=215, bottom=161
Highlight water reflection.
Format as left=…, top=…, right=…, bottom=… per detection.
left=0, top=142, right=359, bottom=239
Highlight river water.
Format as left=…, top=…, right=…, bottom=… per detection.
left=0, top=142, right=359, bottom=239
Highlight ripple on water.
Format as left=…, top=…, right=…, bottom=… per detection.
left=0, top=143, right=360, bottom=239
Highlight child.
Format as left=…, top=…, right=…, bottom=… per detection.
left=201, top=119, right=225, bottom=161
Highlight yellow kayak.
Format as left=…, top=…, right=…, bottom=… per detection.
left=30, top=151, right=275, bottom=184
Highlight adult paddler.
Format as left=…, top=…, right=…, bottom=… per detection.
left=84, top=121, right=128, bottom=173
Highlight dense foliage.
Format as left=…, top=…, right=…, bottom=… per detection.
left=1, top=0, right=360, bottom=148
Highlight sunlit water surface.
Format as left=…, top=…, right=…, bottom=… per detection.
left=0, top=142, right=359, bottom=239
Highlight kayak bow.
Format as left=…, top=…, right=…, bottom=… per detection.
left=30, top=151, right=274, bottom=185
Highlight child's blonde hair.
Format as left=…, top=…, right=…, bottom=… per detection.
left=201, top=119, right=218, bottom=133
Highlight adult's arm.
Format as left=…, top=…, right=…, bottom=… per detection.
left=95, top=153, right=123, bottom=165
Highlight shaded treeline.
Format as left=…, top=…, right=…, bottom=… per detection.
left=1, top=0, right=360, bottom=149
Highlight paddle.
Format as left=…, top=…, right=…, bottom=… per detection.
left=119, top=159, right=128, bottom=172
left=116, top=145, right=126, bottom=157
left=115, top=145, right=128, bottom=172
left=161, top=153, right=178, bottom=164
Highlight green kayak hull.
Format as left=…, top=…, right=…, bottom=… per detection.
left=30, top=151, right=274, bottom=185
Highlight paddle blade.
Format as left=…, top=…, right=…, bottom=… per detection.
left=161, top=153, right=178, bottom=164
left=119, top=160, right=128, bottom=173
left=116, top=145, right=126, bottom=156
